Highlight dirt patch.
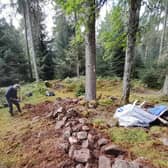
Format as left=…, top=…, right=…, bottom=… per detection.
left=22, top=101, right=53, bottom=118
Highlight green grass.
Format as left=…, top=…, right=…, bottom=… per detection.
left=98, top=98, right=113, bottom=106
left=108, top=127, right=150, bottom=143
left=108, top=127, right=168, bottom=168
left=92, top=118, right=108, bottom=129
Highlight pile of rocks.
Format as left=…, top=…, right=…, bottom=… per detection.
left=49, top=100, right=151, bottom=168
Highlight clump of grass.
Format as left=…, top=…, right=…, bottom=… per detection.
left=92, top=118, right=107, bottom=129
left=160, top=95, right=168, bottom=102
left=0, top=88, right=6, bottom=106
left=149, top=126, right=168, bottom=137
left=63, top=77, right=73, bottom=84
left=131, top=141, right=168, bottom=168
left=108, top=127, right=149, bottom=144
left=81, top=109, right=93, bottom=117
left=65, top=83, right=76, bottom=92
left=98, top=98, right=113, bottom=106
left=21, top=82, right=47, bottom=96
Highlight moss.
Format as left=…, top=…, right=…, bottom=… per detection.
left=64, top=83, right=76, bottom=92
left=108, top=127, right=149, bottom=144
left=131, top=142, right=168, bottom=168
left=92, top=118, right=107, bottom=129
left=81, top=109, right=94, bottom=117
left=98, top=98, right=113, bottom=106
left=108, top=127, right=168, bottom=168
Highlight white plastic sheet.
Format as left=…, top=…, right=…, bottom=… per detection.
left=113, top=102, right=167, bottom=127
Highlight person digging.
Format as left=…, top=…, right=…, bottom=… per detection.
left=5, top=84, right=22, bottom=116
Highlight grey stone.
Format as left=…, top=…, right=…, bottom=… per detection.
left=72, top=99, right=79, bottom=104
left=101, top=144, right=125, bottom=157
left=85, top=163, right=95, bottom=168
left=112, top=159, right=140, bottom=168
left=82, top=125, right=90, bottom=131
left=76, top=164, right=84, bottom=168
left=65, top=121, right=71, bottom=127
left=88, top=134, right=94, bottom=144
left=69, top=145, right=76, bottom=158
left=69, top=136, right=78, bottom=145
left=32, top=116, right=40, bottom=123
left=46, top=111, right=53, bottom=118
left=97, top=138, right=109, bottom=147
left=79, top=118, right=88, bottom=124
left=98, top=155, right=111, bottom=168
left=55, top=120, right=65, bottom=129
left=73, top=148, right=91, bottom=163
left=65, top=120, right=77, bottom=127
left=160, top=137, right=168, bottom=146
left=93, top=149, right=99, bottom=159
left=67, top=108, right=76, bottom=113
left=82, top=140, right=89, bottom=148
left=62, top=116, right=68, bottom=122
left=63, top=127, right=72, bottom=139
left=77, top=131, right=88, bottom=140
left=57, top=106, right=65, bottom=113
left=72, top=124, right=83, bottom=132
left=52, top=111, right=58, bottom=118
left=107, top=119, right=118, bottom=127
left=59, top=142, right=69, bottom=152
left=72, top=132, right=77, bottom=137
left=57, top=113, right=65, bottom=120
left=88, top=100, right=97, bottom=108
left=67, top=108, right=78, bottom=117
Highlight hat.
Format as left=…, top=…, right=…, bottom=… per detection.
left=13, top=84, right=20, bottom=89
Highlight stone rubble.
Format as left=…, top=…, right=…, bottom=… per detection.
left=98, top=155, right=111, bottom=168
left=49, top=99, right=152, bottom=168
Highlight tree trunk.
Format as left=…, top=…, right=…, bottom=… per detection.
left=85, top=0, right=96, bottom=101
left=144, top=45, right=148, bottom=62
left=76, top=60, right=80, bottom=78
left=22, top=0, right=33, bottom=80
left=74, top=11, right=80, bottom=78
left=24, top=0, right=39, bottom=81
left=163, top=75, right=168, bottom=95
left=158, top=2, right=168, bottom=63
left=122, top=0, right=142, bottom=104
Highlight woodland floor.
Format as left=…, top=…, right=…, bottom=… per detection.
left=0, top=79, right=168, bottom=168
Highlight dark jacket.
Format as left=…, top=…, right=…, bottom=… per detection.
left=5, top=86, right=17, bottom=100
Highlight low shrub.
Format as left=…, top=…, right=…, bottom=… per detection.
left=141, top=69, right=163, bottom=89
left=75, top=82, right=85, bottom=97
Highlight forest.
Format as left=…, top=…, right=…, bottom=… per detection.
left=0, top=0, right=168, bottom=102
left=0, top=0, right=168, bottom=168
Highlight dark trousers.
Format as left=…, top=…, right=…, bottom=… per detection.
left=6, top=98, right=21, bottom=116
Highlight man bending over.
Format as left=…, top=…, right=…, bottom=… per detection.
left=5, top=84, right=22, bottom=116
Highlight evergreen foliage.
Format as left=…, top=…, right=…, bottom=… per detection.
left=52, top=7, right=85, bottom=79
left=0, top=0, right=168, bottom=93
left=97, top=5, right=126, bottom=77
left=0, top=19, right=28, bottom=86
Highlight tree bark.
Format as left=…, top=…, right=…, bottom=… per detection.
left=163, top=75, right=168, bottom=95
left=85, top=0, right=96, bottom=101
left=158, top=2, right=168, bottom=63
left=74, top=11, right=80, bottom=78
left=22, top=0, right=33, bottom=80
left=24, top=0, right=39, bottom=81
left=76, top=60, right=80, bottom=78
left=122, top=0, right=142, bottom=104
